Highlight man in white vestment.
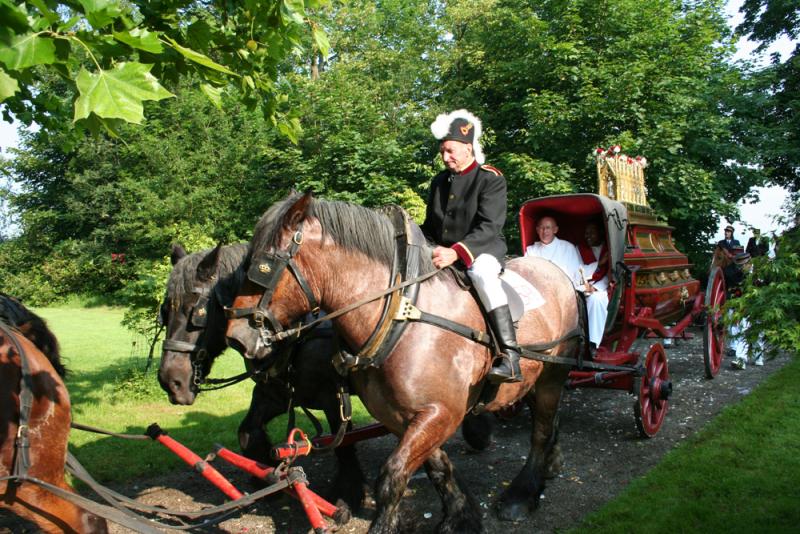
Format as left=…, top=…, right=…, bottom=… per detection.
left=576, top=222, right=610, bottom=349
left=525, top=217, right=609, bottom=351
left=524, top=216, right=583, bottom=278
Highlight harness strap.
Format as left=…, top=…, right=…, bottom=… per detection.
left=0, top=321, right=33, bottom=478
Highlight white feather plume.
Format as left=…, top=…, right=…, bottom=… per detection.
left=430, top=109, right=485, bottom=164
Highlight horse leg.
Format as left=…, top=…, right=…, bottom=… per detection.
left=496, top=365, right=567, bottom=522
left=461, top=411, right=494, bottom=451
left=423, top=448, right=484, bottom=534
left=237, top=380, right=288, bottom=464
left=321, top=404, right=364, bottom=523
left=524, top=394, right=563, bottom=478
left=370, top=410, right=469, bottom=534
left=2, top=481, right=108, bottom=533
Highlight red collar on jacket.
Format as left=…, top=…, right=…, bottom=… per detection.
left=458, top=159, right=478, bottom=175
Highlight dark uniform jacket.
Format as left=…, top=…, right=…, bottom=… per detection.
left=745, top=237, right=768, bottom=257
left=716, top=238, right=741, bottom=252
left=420, top=160, right=507, bottom=268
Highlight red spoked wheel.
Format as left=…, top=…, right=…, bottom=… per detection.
left=703, top=266, right=727, bottom=379
left=634, top=343, right=672, bottom=438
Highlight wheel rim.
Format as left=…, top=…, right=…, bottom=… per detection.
left=635, top=343, right=671, bottom=437
left=703, top=267, right=727, bottom=378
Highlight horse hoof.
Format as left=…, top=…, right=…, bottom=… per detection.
left=333, top=500, right=352, bottom=525
left=495, top=500, right=531, bottom=522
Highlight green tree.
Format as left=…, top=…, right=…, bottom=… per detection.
left=736, top=0, right=800, bottom=192
left=438, top=0, right=765, bottom=259
left=0, top=0, right=328, bottom=137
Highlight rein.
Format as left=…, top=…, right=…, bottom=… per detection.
left=227, top=225, right=590, bottom=374
left=0, top=321, right=34, bottom=479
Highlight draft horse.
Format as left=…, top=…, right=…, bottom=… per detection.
left=0, top=296, right=108, bottom=533
left=225, top=193, right=583, bottom=532
left=157, top=243, right=365, bottom=518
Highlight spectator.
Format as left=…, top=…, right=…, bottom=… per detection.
left=745, top=228, right=768, bottom=258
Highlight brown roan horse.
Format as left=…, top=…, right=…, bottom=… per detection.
left=0, top=304, right=108, bottom=533
left=225, top=193, right=583, bottom=533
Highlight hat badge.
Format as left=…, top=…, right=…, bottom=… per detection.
left=460, top=123, right=473, bottom=136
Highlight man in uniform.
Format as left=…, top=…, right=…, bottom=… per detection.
left=717, top=225, right=741, bottom=257
left=421, top=109, right=521, bottom=384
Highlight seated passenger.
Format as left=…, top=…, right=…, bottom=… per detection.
left=577, top=222, right=610, bottom=350
left=524, top=216, right=583, bottom=276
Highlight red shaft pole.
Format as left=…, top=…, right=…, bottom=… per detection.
left=147, top=425, right=243, bottom=501
left=213, top=445, right=338, bottom=518
left=292, top=478, right=328, bottom=533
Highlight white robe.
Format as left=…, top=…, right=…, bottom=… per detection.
left=526, top=238, right=609, bottom=346
left=524, top=237, right=583, bottom=286
left=580, top=244, right=610, bottom=346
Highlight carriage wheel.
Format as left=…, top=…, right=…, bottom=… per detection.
left=634, top=343, right=671, bottom=438
left=703, top=266, right=727, bottom=379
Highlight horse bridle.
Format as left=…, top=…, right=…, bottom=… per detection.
left=223, top=230, right=320, bottom=348
left=159, top=282, right=216, bottom=388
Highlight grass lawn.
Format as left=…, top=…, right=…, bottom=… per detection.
left=36, top=305, right=375, bottom=483
left=572, top=356, right=800, bottom=533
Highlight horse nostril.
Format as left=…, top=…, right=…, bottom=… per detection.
left=171, top=379, right=182, bottom=391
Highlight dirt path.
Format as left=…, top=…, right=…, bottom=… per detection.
left=1, top=328, right=788, bottom=533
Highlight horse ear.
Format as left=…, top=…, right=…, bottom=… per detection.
left=197, top=243, right=223, bottom=281
left=284, top=191, right=314, bottom=230
left=171, top=244, right=187, bottom=265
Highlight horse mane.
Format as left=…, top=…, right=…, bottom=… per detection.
left=251, top=194, right=436, bottom=274
left=0, top=293, right=66, bottom=377
left=167, top=243, right=249, bottom=307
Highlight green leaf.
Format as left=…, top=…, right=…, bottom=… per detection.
left=73, top=62, right=174, bottom=124
left=113, top=28, right=163, bottom=54
left=0, top=33, right=57, bottom=70
left=78, top=0, right=123, bottom=29
left=200, top=83, right=223, bottom=109
left=0, top=69, right=19, bottom=102
left=27, top=0, right=61, bottom=24
left=311, top=25, right=329, bottom=57
left=164, top=37, right=236, bottom=76
left=281, top=0, right=306, bottom=25
left=0, top=0, right=30, bottom=34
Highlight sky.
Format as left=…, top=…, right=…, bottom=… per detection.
left=0, top=0, right=796, bottom=241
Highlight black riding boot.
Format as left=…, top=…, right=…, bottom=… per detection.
left=486, top=305, right=523, bottom=384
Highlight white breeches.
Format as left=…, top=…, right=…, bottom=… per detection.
left=467, top=254, right=507, bottom=311
left=586, top=290, right=609, bottom=346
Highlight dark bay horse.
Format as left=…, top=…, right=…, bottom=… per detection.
left=0, top=296, right=108, bottom=533
left=225, top=193, right=583, bottom=532
left=157, top=243, right=365, bottom=517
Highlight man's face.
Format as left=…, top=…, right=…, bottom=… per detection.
left=725, top=229, right=733, bottom=239
left=440, top=140, right=474, bottom=173
left=585, top=224, right=602, bottom=247
left=537, top=217, right=558, bottom=245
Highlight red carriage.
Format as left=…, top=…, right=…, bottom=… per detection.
left=518, top=149, right=727, bottom=437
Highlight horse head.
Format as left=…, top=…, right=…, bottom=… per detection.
left=158, top=243, right=245, bottom=405
left=225, top=192, right=321, bottom=360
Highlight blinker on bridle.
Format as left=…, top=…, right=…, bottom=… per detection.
left=224, top=230, right=320, bottom=348
left=159, top=283, right=215, bottom=387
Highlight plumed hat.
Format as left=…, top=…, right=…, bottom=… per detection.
left=430, top=109, right=485, bottom=164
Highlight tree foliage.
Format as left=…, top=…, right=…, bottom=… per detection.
left=0, top=0, right=327, bottom=137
